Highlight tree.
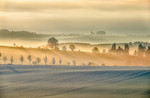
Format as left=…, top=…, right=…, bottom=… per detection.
left=27, top=55, right=32, bottom=64
left=69, top=45, right=76, bottom=51
left=36, top=57, right=41, bottom=65
left=52, top=57, right=55, bottom=65
left=48, top=37, right=58, bottom=49
left=13, top=43, right=16, bottom=47
left=92, top=47, right=99, bottom=53
left=138, top=43, right=146, bottom=56
left=67, top=62, right=70, bottom=65
left=117, top=46, right=123, bottom=54
left=112, top=43, right=116, bottom=50
left=109, top=43, right=117, bottom=54
left=44, top=56, right=48, bottom=65
left=73, top=60, right=76, bottom=66
left=124, top=44, right=129, bottom=54
left=20, top=55, right=24, bottom=64
left=59, top=59, right=62, bottom=65
left=3, top=56, right=7, bottom=64
left=62, top=46, right=67, bottom=51
left=10, top=56, right=14, bottom=64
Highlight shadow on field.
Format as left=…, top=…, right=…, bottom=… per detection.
left=5, top=65, right=21, bottom=73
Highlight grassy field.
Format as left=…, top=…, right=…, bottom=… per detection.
left=0, top=45, right=150, bottom=66
left=0, top=65, right=150, bottom=98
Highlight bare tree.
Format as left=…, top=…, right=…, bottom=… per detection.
left=10, top=56, right=14, bottom=64
left=44, top=56, right=48, bottom=65
left=27, top=55, right=32, bottom=64
left=20, top=55, right=24, bottom=64
left=36, top=57, right=41, bottom=65
left=3, top=56, right=7, bottom=64
left=69, top=45, right=76, bottom=51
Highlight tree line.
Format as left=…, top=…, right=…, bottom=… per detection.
left=0, top=54, right=76, bottom=66
left=47, top=37, right=150, bottom=57
left=0, top=37, right=150, bottom=65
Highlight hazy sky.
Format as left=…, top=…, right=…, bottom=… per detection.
left=0, top=0, right=150, bottom=34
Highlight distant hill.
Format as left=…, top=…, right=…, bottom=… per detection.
left=96, top=31, right=106, bottom=35
left=0, top=29, right=41, bottom=39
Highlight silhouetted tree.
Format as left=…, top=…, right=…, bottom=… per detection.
left=44, top=56, right=48, bottom=65
left=117, top=46, right=123, bottom=54
left=69, top=45, right=76, bottom=51
left=62, top=46, right=67, bottom=51
left=124, top=44, right=129, bottom=55
left=138, top=43, right=146, bottom=56
left=109, top=43, right=117, bottom=54
left=92, top=47, right=99, bottom=53
left=20, top=55, right=24, bottom=64
left=10, top=56, right=14, bottom=64
left=3, top=56, right=7, bottom=64
left=36, top=57, right=41, bottom=65
left=48, top=37, right=58, bottom=49
left=52, top=57, right=55, bottom=65
left=27, top=55, right=32, bottom=64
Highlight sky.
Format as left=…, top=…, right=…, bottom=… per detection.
left=0, top=0, right=150, bottom=34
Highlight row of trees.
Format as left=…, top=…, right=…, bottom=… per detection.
left=134, top=44, right=150, bottom=57
left=0, top=54, right=77, bottom=65
left=108, top=43, right=150, bottom=57
left=47, top=37, right=150, bottom=57
left=48, top=37, right=76, bottom=51
left=109, top=43, right=129, bottom=55
left=91, top=43, right=150, bottom=57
